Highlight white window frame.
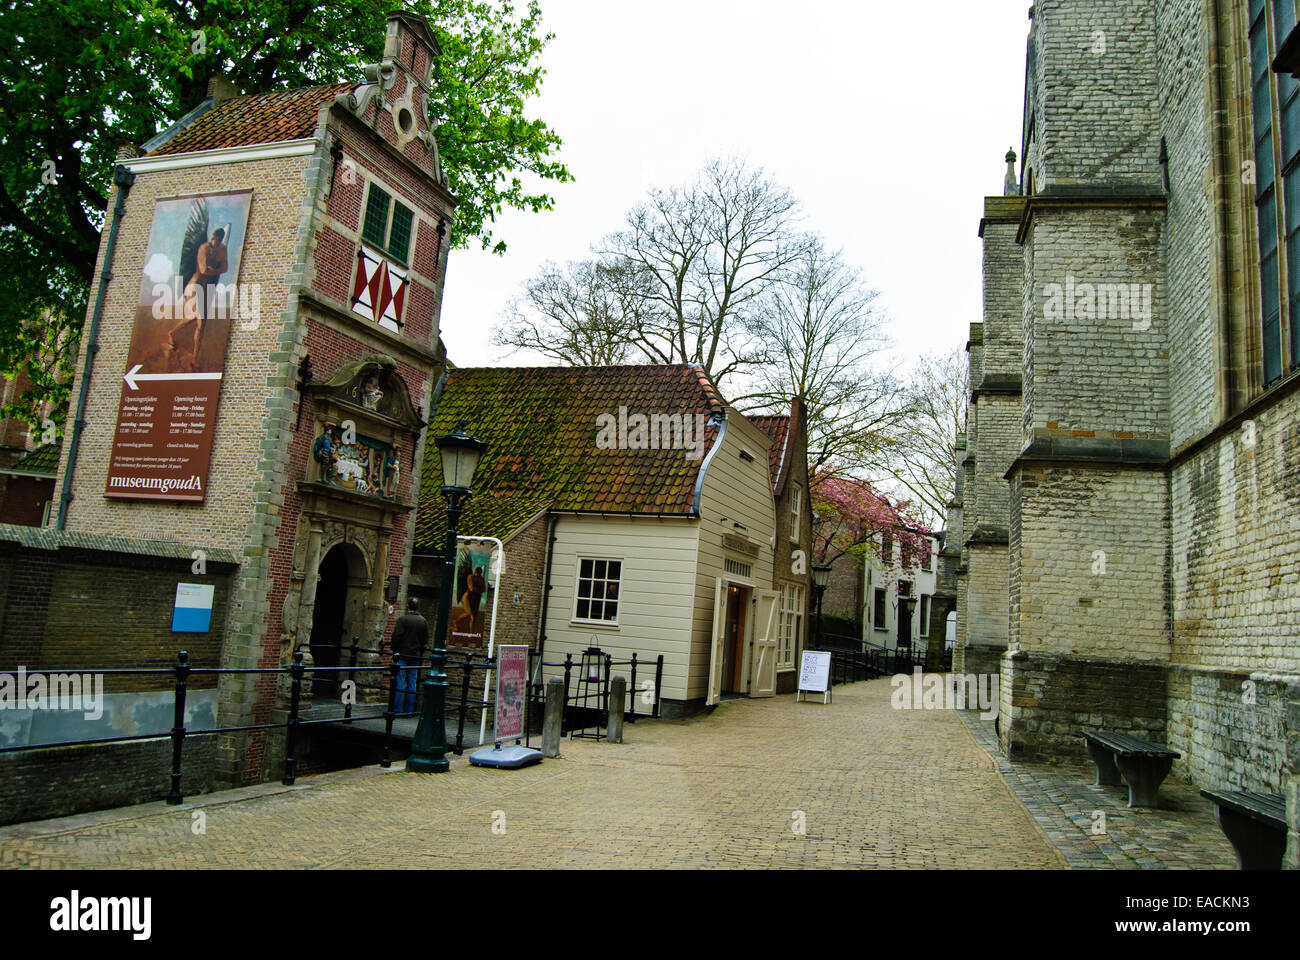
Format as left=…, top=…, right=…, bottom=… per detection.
left=789, top=486, right=802, bottom=543
left=360, top=179, right=418, bottom=266
left=872, top=587, right=888, bottom=631
left=571, top=555, right=624, bottom=626
left=777, top=582, right=804, bottom=669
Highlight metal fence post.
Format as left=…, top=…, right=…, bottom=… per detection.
left=283, top=650, right=304, bottom=786
left=345, top=635, right=359, bottom=719
left=381, top=658, right=398, bottom=769
left=456, top=655, right=474, bottom=754
left=562, top=653, right=573, bottom=736
left=166, top=650, right=190, bottom=805
left=628, top=653, right=639, bottom=722
left=602, top=653, right=613, bottom=729
left=653, top=655, right=664, bottom=719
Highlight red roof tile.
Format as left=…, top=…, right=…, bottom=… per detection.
left=150, top=83, right=356, bottom=156
left=748, top=415, right=789, bottom=488
left=415, top=365, right=727, bottom=549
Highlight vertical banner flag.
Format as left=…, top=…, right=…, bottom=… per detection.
left=106, top=191, right=253, bottom=502
left=494, top=645, right=528, bottom=742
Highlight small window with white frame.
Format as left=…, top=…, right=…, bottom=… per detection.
left=360, top=181, right=416, bottom=265
left=777, top=582, right=803, bottom=668
left=573, top=557, right=622, bottom=624
left=789, top=485, right=802, bottom=542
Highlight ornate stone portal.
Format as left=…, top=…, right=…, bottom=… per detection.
left=281, top=355, right=424, bottom=707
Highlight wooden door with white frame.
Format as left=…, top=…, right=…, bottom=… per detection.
left=749, top=589, right=779, bottom=698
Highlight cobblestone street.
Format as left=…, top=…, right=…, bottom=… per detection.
left=0, top=678, right=1233, bottom=870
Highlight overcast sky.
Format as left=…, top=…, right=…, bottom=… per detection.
left=439, top=0, right=1031, bottom=385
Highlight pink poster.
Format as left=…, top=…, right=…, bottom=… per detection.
left=494, top=645, right=528, bottom=742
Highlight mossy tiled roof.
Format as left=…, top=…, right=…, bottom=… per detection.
left=150, top=83, right=356, bottom=156
left=748, top=415, right=789, bottom=488
left=414, top=365, right=726, bottom=551
left=5, top=441, right=60, bottom=476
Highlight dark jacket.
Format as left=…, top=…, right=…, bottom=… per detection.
left=390, top=611, right=429, bottom=658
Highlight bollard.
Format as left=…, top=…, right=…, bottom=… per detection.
left=542, top=676, right=564, bottom=758
left=607, top=675, right=626, bottom=744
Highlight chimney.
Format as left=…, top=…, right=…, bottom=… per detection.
left=207, top=73, right=239, bottom=106
left=382, top=12, right=441, bottom=89
left=1003, top=149, right=1020, bottom=196
left=116, top=141, right=141, bottom=162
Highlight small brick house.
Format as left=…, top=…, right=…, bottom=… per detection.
left=13, top=11, right=455, bottom=799
left=413, top=365, right=813, bottom=715
left=0, top=442, right=59, bottom=527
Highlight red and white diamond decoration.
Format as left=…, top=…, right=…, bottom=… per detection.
left=351, top=245, right=407, bottom=333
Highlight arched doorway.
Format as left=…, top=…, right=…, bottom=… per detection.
left=309, top=543, right=368, bottom=699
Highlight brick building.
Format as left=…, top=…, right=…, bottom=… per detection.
left=2, top=12, right=455, bottom=808
left=0, top=372, right=58, bottom=526
left=953, top=0, right=1299, bottom=866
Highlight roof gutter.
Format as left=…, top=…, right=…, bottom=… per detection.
left=57, top=164, right=135, bottom=530
left=690, top=412, right=727, bottom=516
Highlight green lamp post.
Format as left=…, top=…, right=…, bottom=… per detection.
left=408, top=419, right=487, bottom=773
left=811, top=562, right=831, bottom=649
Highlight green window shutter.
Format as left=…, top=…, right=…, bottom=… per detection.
left=388, top=202, right=414, bottom=263
left=361, top=184, right=390, bottom=248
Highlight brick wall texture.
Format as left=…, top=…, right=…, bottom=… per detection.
left=955, top=0, right=1300, bottom=853
left=15, top=15, right=455, bottom=803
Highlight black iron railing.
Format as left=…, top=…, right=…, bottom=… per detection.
left=0, top=642, right=667, bottom=806
left=524, top=648, right=665, bottom=745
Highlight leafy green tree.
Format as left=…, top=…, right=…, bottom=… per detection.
left=0, top=0, right=569, bottom=428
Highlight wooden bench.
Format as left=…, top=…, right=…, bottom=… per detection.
left=1081, top=731, right=1180, bottom=808
left=1200, top=790, right=1287, bottom=871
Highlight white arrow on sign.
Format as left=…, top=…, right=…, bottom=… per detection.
left=124, top=364, right=223, bottom=390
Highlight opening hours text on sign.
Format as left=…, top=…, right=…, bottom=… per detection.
left=797, top=650, right=832, bottom=704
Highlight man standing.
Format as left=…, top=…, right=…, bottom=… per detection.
left=389, top=597, right=429, bottom=715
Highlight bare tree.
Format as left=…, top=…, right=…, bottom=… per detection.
left=735, top=235, right=908, bottom=486
left=880, top=349, right=970, bottom=527
left=492, top=258, right=657, bottom=366
left=598, top=156, right=801, bottom=390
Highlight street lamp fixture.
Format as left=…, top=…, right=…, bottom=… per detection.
left=408, top=419, right=487, bottom=774
left=811, top=562, right=831, bottom=649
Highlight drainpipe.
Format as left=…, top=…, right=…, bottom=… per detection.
left=534, top=513, right=558, bottom=681
left=57, top=164, right=135, bottom=530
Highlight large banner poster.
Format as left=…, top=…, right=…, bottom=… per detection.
left=449, top=542, right=491, bottom=643
left=105, top=190, right=253, bottom=501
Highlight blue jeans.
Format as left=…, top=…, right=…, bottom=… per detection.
left=394, top=657, right=418, bottom=715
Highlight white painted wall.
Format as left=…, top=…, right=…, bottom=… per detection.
left=541, top=514, right=700, bottom=702
left=862, top=535, right=939, bottom=650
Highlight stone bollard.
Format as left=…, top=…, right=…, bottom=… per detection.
left=542, top=676, right=564, bottom=758
left=607, top=675, right=626, bottom=744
